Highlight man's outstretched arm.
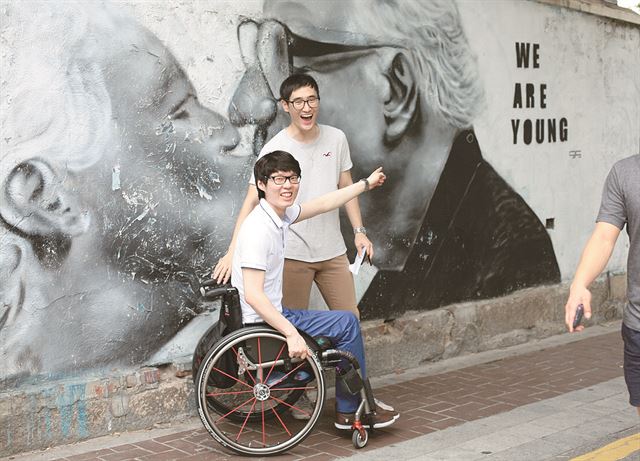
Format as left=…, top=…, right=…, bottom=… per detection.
left=565, top=221, right=621, bottom=332
left=297, top=167, right=386, bottom=223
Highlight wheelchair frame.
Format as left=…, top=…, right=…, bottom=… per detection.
left=193, top=282, right=377, bottom=456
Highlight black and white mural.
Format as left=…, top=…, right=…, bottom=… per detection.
left=1, top=0, right=637, bottom=385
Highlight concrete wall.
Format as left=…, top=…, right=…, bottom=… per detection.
left=0, top=0, right=638, bottom=455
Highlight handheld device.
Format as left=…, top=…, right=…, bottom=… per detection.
left=572, top=304, right=584, bottom=329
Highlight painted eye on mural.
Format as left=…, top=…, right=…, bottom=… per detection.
left=171, top=107, right=189, bottom=120
left=292, top=49, right=376, bottom=74
left=45, top=198, right=62, bottom=212
left=168, top=94, right=195, bottom=120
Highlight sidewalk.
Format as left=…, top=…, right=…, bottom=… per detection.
left=4, top=321, right=637, bottom=461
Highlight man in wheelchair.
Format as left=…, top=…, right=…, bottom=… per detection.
left=231, top=150, right=399, bottom=430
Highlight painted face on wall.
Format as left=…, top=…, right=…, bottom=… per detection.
left=229, top=0, right=454, bottom=270
left=92, top=21, right=246, bottom=284
left=0, top=8, right=249, bottom=379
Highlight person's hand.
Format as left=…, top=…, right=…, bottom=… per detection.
left=285, top=332, right=309, bottom=360
left=212, top=251, right=233, bottom=284
left=366, top=167, right=386, bottom=190
left=354, top=233, right=373, bottom=261
left=564, top=285, right=593, bottom=333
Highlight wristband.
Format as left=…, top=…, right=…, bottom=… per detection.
left=353, top=226, right=367, bottom=235
left=360, top=178, right=370, bottom=191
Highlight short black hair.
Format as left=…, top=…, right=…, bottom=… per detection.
left=279, top=74, right=320, bottom=101
left=254, top=151, right=301, bottom=200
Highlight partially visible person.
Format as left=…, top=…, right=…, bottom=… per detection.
left=231, top=150, right=398, bottom=428
left=565, top=154, right=639, bottom=415
left=216, top=74, right=370, bottom=318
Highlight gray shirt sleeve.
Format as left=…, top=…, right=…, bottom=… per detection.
left=596, top=165, right=627, bottom=230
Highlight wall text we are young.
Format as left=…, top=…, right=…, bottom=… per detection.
left=511, top=42, right=568, bottom=145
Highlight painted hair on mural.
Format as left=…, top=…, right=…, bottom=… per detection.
left=254, top=151, right=301, bottom=200
left=356, top=0, right=485, bottom=129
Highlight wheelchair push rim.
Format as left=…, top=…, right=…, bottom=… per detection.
left=196, top=327, right=326, bottom=456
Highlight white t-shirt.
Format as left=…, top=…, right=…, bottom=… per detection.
left=251, top=125, right=353, bottom=262
left=231, top=199, right=301, bottom=324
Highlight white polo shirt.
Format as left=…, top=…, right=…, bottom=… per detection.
left=231, top=199, right=301, bottom=324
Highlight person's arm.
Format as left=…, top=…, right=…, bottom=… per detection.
left=565, top=221, right=621, bottom=332
left=297, top=167, right=386, bottom=223
left=212, top=185, right=259, bottom=283
left=242, top=268, right=309, bottom=359
left=339, top=170, right=374, bottom=259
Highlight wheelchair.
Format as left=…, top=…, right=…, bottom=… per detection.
left=192, top=280, right=379, bottom=456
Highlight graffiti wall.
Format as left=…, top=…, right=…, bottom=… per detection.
left=1, top=0, right=638, bottom=387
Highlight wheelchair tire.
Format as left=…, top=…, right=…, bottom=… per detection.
left=196, top=326, right=325, bottom=456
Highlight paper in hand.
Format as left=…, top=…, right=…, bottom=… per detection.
left=349, top=248, right=366, bottom=275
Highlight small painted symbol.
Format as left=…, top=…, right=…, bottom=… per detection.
left=323, top=152, right=332, bottom=157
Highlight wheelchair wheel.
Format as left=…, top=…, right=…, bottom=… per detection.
left=196, top=327, right=326, bottom=456
left=352, top=428, right=368, bottom=449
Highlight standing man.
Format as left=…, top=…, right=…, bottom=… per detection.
left=231, top=150, right=398, bottom=428
left=565, top=154, right=639, bottom=414
left=215, top=74, right=369, bottom=317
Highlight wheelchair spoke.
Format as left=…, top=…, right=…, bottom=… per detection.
left=215, top=395, right=256, bottom=423
left=236, top=398, right=258, bottom=441
left=267, top=360, right=308, bottom=388
left=206, top=389, right=254, bottom=397
left=267, top=385, right=316, bottom=392
left=270, top=395, right=311, bottom=419
left=212, top=366, right=253, bottom=389
left=263, top=343, right=286, bottom=386
left=257, top=337, right=262, bottom=382
left=270, top=405, right=292, bottom=437
left=261, top=401, right=266, bottom=447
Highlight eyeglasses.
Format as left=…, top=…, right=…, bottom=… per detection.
left=268, top=174, right=301, bottom=185
left=286, top=97, right=319, bottom=111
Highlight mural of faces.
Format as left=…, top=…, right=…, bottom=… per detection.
left=0, top=0, right=560, bottom=382
left=0, top=4, right=250, bottom=382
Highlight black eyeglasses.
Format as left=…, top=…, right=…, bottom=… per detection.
left=268, top=174, right=301, bottom=185
left=286, top=97, right=319, bottom=111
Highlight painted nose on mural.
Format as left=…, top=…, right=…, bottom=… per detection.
left=197, top=104, right=240, bottom=153
left=229, top=67, right=276, bottom=128
left=229, top=19, right=293, bottom=155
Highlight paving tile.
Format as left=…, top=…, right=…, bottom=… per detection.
left=483, top=438, right=567, bottom=461
left=100, top=448, right=152, bottom=461
left=133, top=440, right=174, bottom=453
left=65, top=452, right=116, bottom=461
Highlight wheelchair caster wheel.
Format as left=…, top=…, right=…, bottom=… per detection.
left=352, top=428, right=368, bottom=448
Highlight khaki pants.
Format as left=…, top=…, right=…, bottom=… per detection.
left=282, top=253, right=359, bottom=318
